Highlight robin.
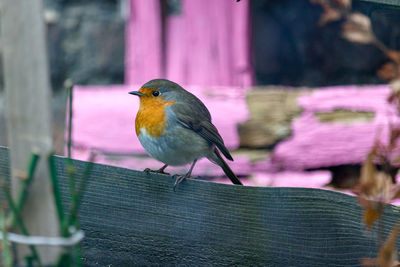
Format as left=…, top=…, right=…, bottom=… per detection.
left=129, top=79, right=243, bottom=189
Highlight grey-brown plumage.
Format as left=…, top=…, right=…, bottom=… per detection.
left=131, top=79, right=243, bottom=187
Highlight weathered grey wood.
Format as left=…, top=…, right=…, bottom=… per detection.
left=0, top=146, right=398, bottom=266
left=0, top=0, right=60, bottom=263
left=238, top=88, right=303, bottom=148
left=362, top=0, right=400, bottom=6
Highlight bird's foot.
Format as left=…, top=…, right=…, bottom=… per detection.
left=172, top=173, right=192, bottom=191
left=143, top=167, right=170, bottom=175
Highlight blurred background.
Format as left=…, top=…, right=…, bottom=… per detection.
left=1, top=0, right=400, bottom=190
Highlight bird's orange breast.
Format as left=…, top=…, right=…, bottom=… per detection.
left=135, top=91, right=175, bottom=138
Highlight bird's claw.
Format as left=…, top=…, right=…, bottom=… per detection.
left=173, top=174, right=190, bottom=191
left=143, top=168, right=170, bottom=175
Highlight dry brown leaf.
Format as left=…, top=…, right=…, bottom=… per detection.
left=388, top=51, right=400, bottom=65
left=360, top=197, right=384, bottom=229
left=378, top=223, right=400, bottom=267
left=389, top=127, right=400, bottom=148
left=377, top=172, right=392, bottom=200
left=390, top=79, right=400, bottom=98
left=388, top=79, right=400, bottom=120
left=342, top=12, right=376, bottom=44
left=334, top=0, right=352, bottom=9
left=311, top=0, right=344, bottom=25
left=362, top=258, right=400, bottom=267
left=393, top=156, right=400, bottom=168
left=361, top=258, right=378, bottom=266
left=378, top=63, right=400, bottom=81
left=362, top=224, right=400, bottom=267
left=359, top=150, right=393, bottom=200
left=311, top=0, right=352, bottom=25
left=360, top=152, right=378, bottom=196
left=358, top=150, right=393, bottom=229
left=391, top=185, right=400, bottom=201
left=319, top=5, right=342, bottom=25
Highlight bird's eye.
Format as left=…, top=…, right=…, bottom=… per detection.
left=152, top=91, right=160, bottom=97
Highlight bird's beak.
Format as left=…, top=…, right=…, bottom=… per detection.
left=129, top=91, right=145, bottom=96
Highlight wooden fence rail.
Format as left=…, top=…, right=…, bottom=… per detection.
left=363, top=0, right=400, bottom=6
left=0, top=146, right=399, bottom=266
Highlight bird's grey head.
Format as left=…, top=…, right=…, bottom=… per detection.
left=139, top=79, right=184, bottom=100
left=143, top=79, right=182, bottom=91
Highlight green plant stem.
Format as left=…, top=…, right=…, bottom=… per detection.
left=48, top=155, right=65, bottom=234
left=66, top=155, right=95, bottom=267
left=65, top=159, right=83, bottom=267
left=54, top=153, right=94, bottom=267
left=8, top=153, right=40, bottom=228
left=67, top=84, right=74, bottom=158
left=56, top=245, right=82, bottom=267
left=68, top=156, right=95, bottom=228
left=73, top=245, right=83, bottom=267
left=56, top=253, right=72, bottom=267
left=0, top=211, right=12, bottom=267
left=66, top=158, right=77, bottom=223
left=49, top=155, right=77, bottom=266
left=3, top=187, right=42, bottom=266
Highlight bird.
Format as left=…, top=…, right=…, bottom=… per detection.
left=129, top=79, right=243, bottom=189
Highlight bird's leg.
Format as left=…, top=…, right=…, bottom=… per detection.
left=173, top=159, right=198, bottom=191
left=157, top=164, right=169, bottom=174
left=144, top=164, right=169, bottom=175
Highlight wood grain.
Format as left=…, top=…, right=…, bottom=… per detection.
left=271, top=85, right=397, bottom=170
left=362, top=0, right=400, bottom=6
left=1, top=146, right=398, bottom=266
left=125, top=0, right=253, bottom=87
left=238, top=88, right=303, bottom=148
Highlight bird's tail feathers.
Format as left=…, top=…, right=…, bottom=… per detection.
left=209, top=150, right=243, bottom=185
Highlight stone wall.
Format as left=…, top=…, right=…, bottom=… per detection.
left=45, top=0, right=125, bottom=90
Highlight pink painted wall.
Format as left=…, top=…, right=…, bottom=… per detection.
left=165, top=0, right=253, bottom=87
left=125, top=0, right=253, bottom=87
left=270, top=85, right=399, bottom=170
left=69, top=84, right=400, bottom=190
left=71, top=85, right=249, bottom=154
left=125, top=0, right=163, bottom=85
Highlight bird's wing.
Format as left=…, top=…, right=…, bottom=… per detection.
left=171, top=103, right=233, bottom=161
